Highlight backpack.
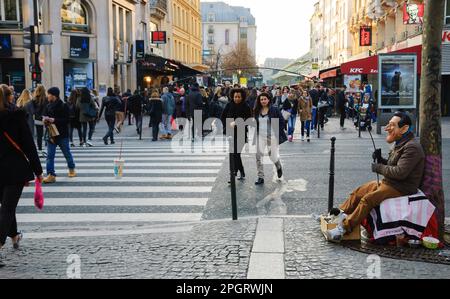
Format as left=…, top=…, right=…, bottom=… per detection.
left=82, top=101, right=97, bottom=118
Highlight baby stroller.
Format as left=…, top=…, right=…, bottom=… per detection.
left=354, top=103, right=372, bottom=132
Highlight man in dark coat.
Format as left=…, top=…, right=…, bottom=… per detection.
left=187, top=83, right=204, bottom=141
left=309, top=85, right=320, bottom=130
left=337, top=85, right=347, bottom=129
left=43, top=87, right=76, bottom=184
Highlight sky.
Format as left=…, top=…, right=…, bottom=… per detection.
left=202, top=0, right=318, bottom=64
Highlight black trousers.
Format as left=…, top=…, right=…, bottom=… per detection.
left=36, top=125, right=44, bottom=151
left=151, top=121, right=160, bottom=140
left=104, top=115, right=116, bottom=142
left=69, top=125, right=82, bottom=144
left=339, top=108, right=346, bottom=127
left=301, top=121, right=311, bottom=138
left=318, top=107, right=327, bottom=129
left=0, top=184, right=24, bottom=246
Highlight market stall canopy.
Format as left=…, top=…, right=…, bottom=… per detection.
left=341, top=45, right=422, bottom=75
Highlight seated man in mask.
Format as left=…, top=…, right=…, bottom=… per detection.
left=327, top=112, right=425, bottom=242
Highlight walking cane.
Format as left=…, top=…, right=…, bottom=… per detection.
left=367, top=127, right=380, bottom=186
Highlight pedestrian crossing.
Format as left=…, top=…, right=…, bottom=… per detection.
left=18, top=142, right=228, bottom=230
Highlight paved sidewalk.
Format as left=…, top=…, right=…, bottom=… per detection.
left=1, top=217, right=448, bottom=279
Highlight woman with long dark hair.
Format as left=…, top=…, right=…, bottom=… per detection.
left=0, top=85, right=43, bottom=267
left=98, top=88, right=122, bottom=145
left=253, top=92, right=286, bottom=185
left=67, top=90, right=82, bottom=147
left=77, top=87, right=98, bottom=147
left=221, top=88, right=252, bottom=181
left=32, top=85, right=48, bottom=155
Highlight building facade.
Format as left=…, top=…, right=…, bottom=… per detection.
left=0, top=0, right=204, bottom=95
left=310, top=0, right=449, bottom=116
left=200, top=2, right=257, bottom=71
left=310, top=0, right=353, bottom=72
left=171, top=0, right=203, bottom=69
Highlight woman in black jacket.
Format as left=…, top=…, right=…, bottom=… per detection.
left=148, top=90, right=163, bottom=141
left=220, top=88, right=252, bottom=181
left=98, top=88, right=122, bottom=145
left=0, top=85, right=43, bottom=268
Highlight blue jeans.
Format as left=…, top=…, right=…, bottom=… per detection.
left=104, top=114, right=116, bottom=142
left=162, top=114, right=172, bottom=135
left=288, top=114, right=297, bottom=136
left=311, top=107, right=317, bottom=130
left=46, top=137, right=76, bottom=176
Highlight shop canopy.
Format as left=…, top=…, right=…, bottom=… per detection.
left=138, top=54, right=203, bottom=78
left=341, top=45, right=422, bottom=75
left=319, top=67, right=339, bottom=79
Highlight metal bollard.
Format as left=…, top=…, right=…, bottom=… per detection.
left=328, top=137, right=336, bottom=213
left=229, top=133, right=238, bottom=220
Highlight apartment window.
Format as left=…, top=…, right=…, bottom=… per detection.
left=208, top=13, right=215, bottom=22
left=61, top=0, right=89, bottom=33
left=0, top=0, right=20, bottom=29
left=225, top=29, right=230, bottom=45
left=240, top=27, right=247, bottom=39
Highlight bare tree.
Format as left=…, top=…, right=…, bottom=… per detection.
left=419, top=0, right=446, bottom=241
left=220, top=43, right=258, bottom=77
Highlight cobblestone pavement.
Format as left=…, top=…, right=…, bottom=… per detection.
left=2, top=217, right=448, bottom=279
left=0, top=220, right=256, bottom=279
left=284, top=218, right=450, bottom=279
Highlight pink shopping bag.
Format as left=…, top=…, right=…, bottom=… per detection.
left=34, top=178, right=44, bottom=210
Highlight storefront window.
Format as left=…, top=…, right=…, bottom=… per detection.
left=0, top=0, right=22, bottom=28
left=446, top=0, right=450, bottom=25
left=63, top=61, right=94, bottom=98
left=61, top=0, right=89, bottom=33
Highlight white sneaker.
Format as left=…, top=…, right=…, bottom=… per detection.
left=326, top=225, right=346, bottom=243
left=301, top=136, right=305, bottom=141
left=86, top=141, right=93, bottom=147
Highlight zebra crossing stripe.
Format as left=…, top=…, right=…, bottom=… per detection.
left=18, top=198, right=209, bottom=207
left=17, top=213, right=203, bottom=223
left=42, top=157, right=226, bottom=161
left=22, top=186, right=213, bottom=194
left=49, top=163, right=223, bottom=168
left=40, top=169, right=220, bottom=174
left=29, top=177, right=216, bottom=183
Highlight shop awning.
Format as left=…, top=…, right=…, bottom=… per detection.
left=320, top=68, right=338, bottom=79
left=138, top=54, right=204, bottom=78
left=341, top=45, right=422, bottom=75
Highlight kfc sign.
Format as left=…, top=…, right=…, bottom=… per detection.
left=360, top=26, right=372, bottom=47
left=349, top=68, right=378, bottom=74
left=443, top=30, right=450, bottom=44
left=403, top=3, right=424, bottom=25
left=350, top=68, right=364, bottom=74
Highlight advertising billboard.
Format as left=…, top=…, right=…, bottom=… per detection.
left=344, top=75, right=362, bottom=93
left=378, top=54, right=417, bottom=109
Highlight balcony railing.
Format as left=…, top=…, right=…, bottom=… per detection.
left=150, top=0, right=167, bottom=11
left=150, top=0, right=167, bottom=19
